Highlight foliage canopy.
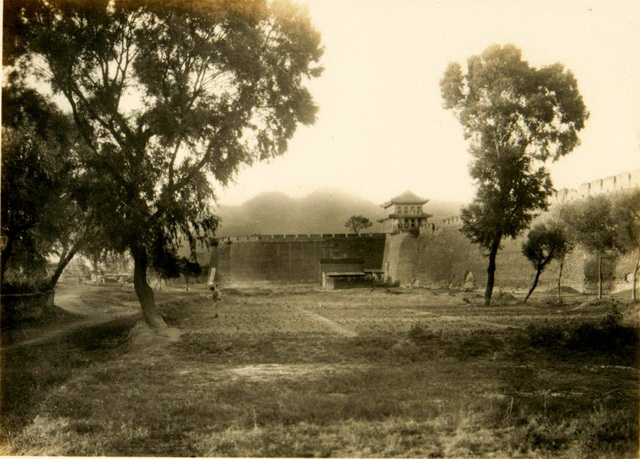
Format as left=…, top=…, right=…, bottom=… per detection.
left=345, top=215, right=373, bottom=235
left=441, top=44, right=588, bottom=304
left=7, top=0, right=323, bottom=325
left=1, top=83, right=94, bottom=290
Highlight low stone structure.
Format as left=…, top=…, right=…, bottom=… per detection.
left=323, top=272, right=369, bottom=290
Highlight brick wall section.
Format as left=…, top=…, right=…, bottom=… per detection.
left=212, top=233, right=385, bottom=284
left=551, top=168, right=640, bottom=203
left=383, top=228, right=639, bottom=294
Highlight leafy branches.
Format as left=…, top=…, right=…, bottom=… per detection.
left=9, top=0, right=323, bottom=326
left=441, top=44, right=588, bottom=305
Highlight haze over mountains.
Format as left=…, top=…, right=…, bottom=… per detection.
left=214, top=188, right=463, bottom=236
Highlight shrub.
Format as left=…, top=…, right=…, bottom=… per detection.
left=407, top=323, right=434, bottom=345
left=527, top=306, right=639, bottom=357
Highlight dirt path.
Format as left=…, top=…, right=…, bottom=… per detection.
left=298, top=309, right=358, bottom=337
left=2, top=282, right=196, bottom=350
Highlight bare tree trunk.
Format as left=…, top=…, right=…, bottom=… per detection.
left=131, top=243, right=167, bottom=329
left=597, top=254, right=603, bottom=299
left=46, top=245, right=80, bottom=290
left=484, top=236, right=502, bottom=306
left=557, top=251, right=565, bottom=300
left=523, top=268, right=542, bottom=303
left=632, top=252, right=639, bottom=303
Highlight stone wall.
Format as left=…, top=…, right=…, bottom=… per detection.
left=212, top=233, right=386, bottom=284
left=383, top=228, right=638, bottom=295
left=551, top=168, right=640, bottom=204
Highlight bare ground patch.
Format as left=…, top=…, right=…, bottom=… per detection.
left=298, top=308, right=359, bottom=337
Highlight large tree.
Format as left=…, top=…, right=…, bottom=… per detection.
left=9, top=0, right=323, bottom=328
left=441, top=44, right=588, bottom=305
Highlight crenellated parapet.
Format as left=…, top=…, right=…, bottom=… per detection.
left=440, top=216, right=462, bottom=228
left=550, top=168, right=640, bottom=204
left=217, top=232, right=387, bottom=244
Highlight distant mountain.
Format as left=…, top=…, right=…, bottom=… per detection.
left=214, top=188, right=463, bottom=236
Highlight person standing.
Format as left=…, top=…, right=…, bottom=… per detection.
left=207, top=267, right=220, bottom=318
left=209, top=284, right=221, bottom=318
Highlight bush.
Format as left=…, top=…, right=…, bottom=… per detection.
left=407, top=323, right=434, bottom=345
left=1, top=279, right=51, bottom=294
left=527, top=306, right=639, bottom=357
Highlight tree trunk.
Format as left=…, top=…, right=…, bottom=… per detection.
left=484, top=236, right=502, bottom=306
left=556, top=251, right=565, bottom=300
left=632, top=251, right=639, bottom=303
left=1, top=234, right=16, bottom=285
left=184, top=275, right=189, bottom=291
left=597, top=254, right=603, bottom=299
left=131, top=244, right=167, bottom=329
left=523, top=267, right=542, bottom=303
left=46, top=245, right=80, bottom=290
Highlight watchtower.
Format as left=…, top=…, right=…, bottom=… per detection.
left=378, top=191, right=431, bottom=234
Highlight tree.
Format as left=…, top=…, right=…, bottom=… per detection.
left=344, top=215, right=373, bottom=235
left=521, top=223, right=568, bottom=303
left=562, top=195, right=620, bottom=299
left=1, top=83, right=95, bottom=291
left=611, top=189, right=640, bottom=302
left=441, top=44, right=588, bottom=305
left=10, top=0, right=323, bottom=328
left=178, top=257, right=202, bottom=291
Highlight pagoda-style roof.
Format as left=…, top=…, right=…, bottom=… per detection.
left=382, top=191, right=429, bottom=208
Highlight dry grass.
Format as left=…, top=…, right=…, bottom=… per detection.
left=2, top=285, right=638, bottom=457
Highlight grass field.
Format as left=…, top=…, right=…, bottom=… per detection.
left=2, top=283, right=638, bottom=457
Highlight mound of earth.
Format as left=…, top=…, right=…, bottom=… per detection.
left=127, top=321, right=182, bottom=355
left=545, top=286, right=581, bottom=294
left=492, top=292, right=520, bottom=305
left=571, top=297, right=627, bottom=314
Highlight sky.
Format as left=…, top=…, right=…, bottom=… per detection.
left=216, top=0, right=640, bottom=206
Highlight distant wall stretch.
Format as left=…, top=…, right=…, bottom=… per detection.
left=549, top=168, right=639, bottom=204
left=383, top=230, right=637, bottom=294
left=212, top=233, right=386, bottom=283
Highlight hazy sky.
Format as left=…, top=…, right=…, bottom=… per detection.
left=217, top=0, right=640, bottom=206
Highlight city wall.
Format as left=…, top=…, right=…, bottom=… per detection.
left=212, top=233, right=385, bottom=284
left=550, top=168, right=640, bottom=204
left=387, top=169, right=640, bottom=293
left=212, top=170, right=639, bottom=293
left=383, top=229, right=637, bottom=294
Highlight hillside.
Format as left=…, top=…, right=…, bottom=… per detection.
left=214, top=188, right=463, bottom=236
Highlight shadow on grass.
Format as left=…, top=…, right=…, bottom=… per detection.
left=1, top=316, right=137, bottom=434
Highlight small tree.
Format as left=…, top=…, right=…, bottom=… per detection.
left=611, top=189, right=640, bottom=302
left=345, top=215, right=373, bottom=235
left=178, top=257, right=202, bottom=291
left=1, top=83, right=95, bottom=291
left=562, top=195, right=620, bottom=299
left=441, top=44, right=588, bottom=305
left=521, top=223, right=568, bottom=303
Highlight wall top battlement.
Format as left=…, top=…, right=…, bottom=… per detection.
left=441, top=216, right=462, bottom=227
left=550, top=168, right=640, bottom=204
left=436, top=168, right=640, bottom=229
left=218, top=233, right=387, bottom=243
